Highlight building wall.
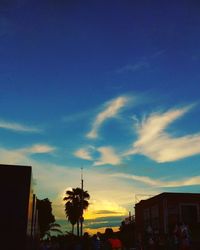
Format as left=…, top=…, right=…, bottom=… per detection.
left=0, top=164, right=38, bottom=250
left=135, top=192, right=200, bottom=237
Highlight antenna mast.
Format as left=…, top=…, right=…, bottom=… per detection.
left=81, top=166, right=84, bottom=191
left=80, top=167, right=84, bottom=236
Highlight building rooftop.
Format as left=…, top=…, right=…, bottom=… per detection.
left=136, top=192, right=200, bottom=205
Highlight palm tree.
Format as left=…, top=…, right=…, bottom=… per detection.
left=44, top=222, right=63, bottom=239
left=63, top=187, right=90, bottom=235
left=64, top=200, right=79, bottom=234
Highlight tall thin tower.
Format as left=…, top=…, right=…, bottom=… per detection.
left=80, top=167, right=84, bottom=236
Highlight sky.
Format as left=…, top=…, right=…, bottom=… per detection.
left=1, top=0, right=200, bottom=234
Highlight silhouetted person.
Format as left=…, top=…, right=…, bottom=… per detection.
left=108, top=234, right=122, bottom=250
left=179, top=222, right=191, bottom=250
left=102, top=228, right=112, bottom=250
left=82, top=232, right=91, bottom=250
left=91, top=234, right=101, bottom=250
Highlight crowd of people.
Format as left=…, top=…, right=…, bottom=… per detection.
left=134, top=222, right=192, bottom=250
left=39, top=228, right=129, bottom=250
left=39, top=223, right=195, bottom=250
left=170, top=222, right=191, bottom=250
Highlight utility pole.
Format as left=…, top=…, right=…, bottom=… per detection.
left=80, top=167, right=84, bottom=236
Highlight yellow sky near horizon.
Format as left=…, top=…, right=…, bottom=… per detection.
left=85, top=226, right=120, bottom=235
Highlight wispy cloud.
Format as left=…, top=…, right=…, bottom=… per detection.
left=87, top=96, right=129, bottom=139
left=22, top=144, right=56, bottom=154
left=167, top=176, right=200, bottom=187
left=74, top=145, right=122, bottom=166
left=117, top=60, right=149, bottom=73
left=116, top=50, right=165, bottom=74
left=84, top=216, right=125, bottom=232
left=94, top=146, right=121, bottom=166
left=94, top=210, right=123, bottom=215
left=0, top=144, right=55, bottom=165
left=0, top=119, right=41, bottom=133
left=112, top=172, right=200, bottom=188
left=112, top=172, right=163, bottom=186
left=0, top=148, right=28, bottom=165
left=74, top=147, right=93, bottom=160
left=125, top=105, right=200, bottom=162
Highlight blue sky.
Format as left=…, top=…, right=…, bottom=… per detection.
left=1, top=0, right=200, bottom=234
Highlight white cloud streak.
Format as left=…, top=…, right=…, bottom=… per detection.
left=112, top=172, right=164, bottom=186
left=125, top=105, right=200, bottom=162
left=74, top=145, right=122, bottom=166
left=94, top=146, right=121, bottom=166
left=0, top=120, right=41, bottom=133
left=0, top=148, right=28, bottom=165
left=112, top=172, right=200, bottom=188
left=87, top=96, right=129, bottom=139
left=0, top=144, right=55, bottom=165
left=74, top=147, right=93, bottom=160
left=22, top=144, right=56, bottom=154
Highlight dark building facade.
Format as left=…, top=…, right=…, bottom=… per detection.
left=120, top=214, right=135, bottom=248
left=135, top=192, right=200, bottom=237
left=0, top=164, right=39, bottom=250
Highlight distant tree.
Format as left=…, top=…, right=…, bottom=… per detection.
left=63, top=187, right=90, bottom=235
left=37, top=198, right=59, bottom=239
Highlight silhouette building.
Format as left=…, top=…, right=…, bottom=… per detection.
left=135, top=192, right=200, bottom=236
left=0, top=164, right=38, bottom=250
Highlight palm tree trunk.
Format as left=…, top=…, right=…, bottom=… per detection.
left=77, top=220, right=80, bottom=236
left=80, top=216, right=83, bottom=236
left=72, top=224, right=74, bottom=234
